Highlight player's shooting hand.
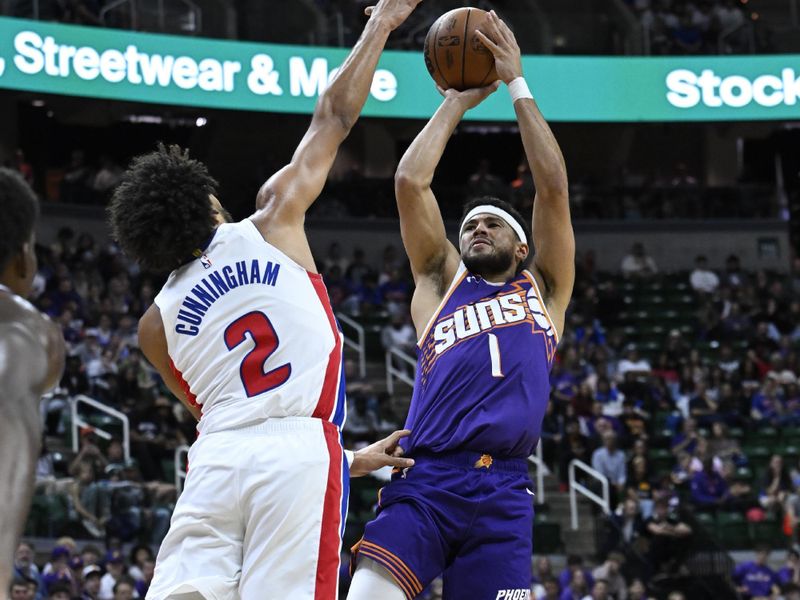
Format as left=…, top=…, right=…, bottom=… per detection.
left=475, top=11, right=523, bottom=84
left=438, top=81, right=501, bottom=111
left=350, top=429, right=415, bottom=478
left=364, top=0, right=423, bottom=31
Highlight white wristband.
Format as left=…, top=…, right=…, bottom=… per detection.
left=508, top=77, right=533, bottom=103
left=344, top=449, right=354, bottom=469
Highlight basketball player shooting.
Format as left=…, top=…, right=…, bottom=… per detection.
left=108, top=1, right=422, bottom=598
left=0, top=169, right=65, bottom=597
left=348, top=11, right=574, bottom=600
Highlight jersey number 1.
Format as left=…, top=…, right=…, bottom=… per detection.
left=224, top=311, right=291, bottom=397
left=488, top=333, right=504, bottom=378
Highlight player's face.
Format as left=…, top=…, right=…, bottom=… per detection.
left=11, top=231, right=38, bottom=298
left=460, top=214, right=526, bottom=277
left=209, top=195, right=233, bottom=224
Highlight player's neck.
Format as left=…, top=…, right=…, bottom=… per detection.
left=475, top=267, right=518, bottom=285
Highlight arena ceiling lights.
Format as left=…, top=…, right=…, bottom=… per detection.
left=0, top=17, right=798, bottom=123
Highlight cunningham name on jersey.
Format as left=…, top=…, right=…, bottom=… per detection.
left=175, top=259, right=281, bottom=336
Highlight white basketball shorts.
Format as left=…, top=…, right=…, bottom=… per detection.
left=146, top=417, right=348, bottom=600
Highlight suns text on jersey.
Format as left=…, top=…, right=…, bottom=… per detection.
left=175, top=259, right=280, bottom=336
left=432, top=288, right=553, bottom=355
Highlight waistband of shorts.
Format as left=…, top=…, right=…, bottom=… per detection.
left=205, top=416, right=334, bottom=435
left=411, top=450, right=529, bottom=473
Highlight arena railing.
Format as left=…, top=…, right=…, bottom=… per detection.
left=568, top=458, right=611, bottom=530
left=385, top=347, right=416, bottom=395
left=174, top=444, right=190, bottom=494
left=336, top=313, right=366, bottom=379
left=70, top=394, right=130, bottom=462
left=527, top=441, right=547, bottom=505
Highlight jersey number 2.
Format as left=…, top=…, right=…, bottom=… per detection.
left=224, top=311, right=291, bottom=397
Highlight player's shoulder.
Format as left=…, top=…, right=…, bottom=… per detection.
left=0, top=293, right=50, bottom=337
left=0, top=295, right=53, bottom=369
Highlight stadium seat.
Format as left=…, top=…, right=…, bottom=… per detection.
left=533, top=514, right=563, bottom=554
left=749, top=515, right=782, bottom=547
left=716, top=511, right=750, bottom=549
left=648, top=449, right=674, bottom=477
left=734, top=466, right=754, bottom=484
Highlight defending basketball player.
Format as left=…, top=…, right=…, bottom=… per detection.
left=108, top=2, right=421, bottom=599
left=0, top=169, right=65, bottom=598
left=348, top=11, right=574, bottom=600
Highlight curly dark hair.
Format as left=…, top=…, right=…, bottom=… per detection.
left=0, top=168, right=39, bottom=273
left=108, top=144, right=219, bottom=272
left=460, top=196, right=532, bottom=273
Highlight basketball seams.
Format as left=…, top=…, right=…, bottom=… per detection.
left=460, top=8, right=471, bottom=91
left=431, top=16, right=452, bottom=91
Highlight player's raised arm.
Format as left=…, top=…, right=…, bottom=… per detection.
left=252, top=0, right=422, bottom=265
left=477, top=12, right=574, bottom=333
left=395, top=83, right=499, bottom=329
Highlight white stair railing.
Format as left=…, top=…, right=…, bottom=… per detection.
left=527, top=441, right=548, bottom=504
left=568, top=458, right=610, bottom=530
left=385, top=347, right=416, bottom=394
left=336, top=313, right=366, bottom=378
left=174, top=444, right=190, bottom=494
left=71, top=395, right=130, bottom=462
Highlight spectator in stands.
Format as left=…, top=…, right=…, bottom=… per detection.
left=627, top=579, right=650, bottom=600
left=691, top=457, right=733, bottom=510
left=671, top=417, right=699, bottom=456
left=617, top=346, right=652, bottom=382
left=558, top=556, right=594, bottom=594
left=559, top=569, right=589, bottom=600
left=707, top=422, right=742, bottom=464
left=468, top=159, right=505, bottom=198
left=688, top=381, right=719, bottom=427
left=591, top=553, right=627, bottom=600
left=592, top=432, right=627, bottom=504
left=689, top=255, right=719, bottom=295
left=381, top=313, right=416, bottom=372
left=70, top=461, right=110, bottom=538
left=81, top=565, right=102, bottom=600
left=759, top=454, right=792, bottom=513
left=723, top=254, right=746, bottom=288
left=534, top=577, right=561, bottom=600
left=733, top=545, right=781, bottom=599
left=47, top=584, right=71, bottom=600
left=620, top=243, right=658, bottom=279
left=779, top=550, right=800, bottom=588
left=98, top=551, right=126, bottom=600
left=133, top=560, right=154, bottom=598
left=111, top=578, right=135, bottom=600
left=644, top=498, right=692, bottom=574
left=127, top=546, right=153, bottom=583
left=14, top=542, right=43, bottom=598
left=9, top=579, right=29, bottom=600
left=671, top=12, right=703, bottom=53
left=345, top=248, right=373, bottom=287
left=588, top=579, right=611, bottom=600
left=751, top=375, right=785, bottom=426
left=532, top=556, right=554, bottom=588
left=379, top=269, right=411, bottom=317
left=41, top=548, right=75, bottom=596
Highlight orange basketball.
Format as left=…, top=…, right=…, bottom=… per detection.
left=423, top=7, right=499, bottom=92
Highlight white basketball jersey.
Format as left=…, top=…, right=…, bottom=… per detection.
left=154, top=220, right=346, bottom=434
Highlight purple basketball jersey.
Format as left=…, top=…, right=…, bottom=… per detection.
left=404, top=264, right=558, bottom=459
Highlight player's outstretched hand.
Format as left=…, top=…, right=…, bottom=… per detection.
left=350, top=429, right=415, bottom=478
left=438, top=80, right=501, bottom=111
left=364, top=0, right=423, bottom=31
left=475, top=11, right=523, bottom=84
